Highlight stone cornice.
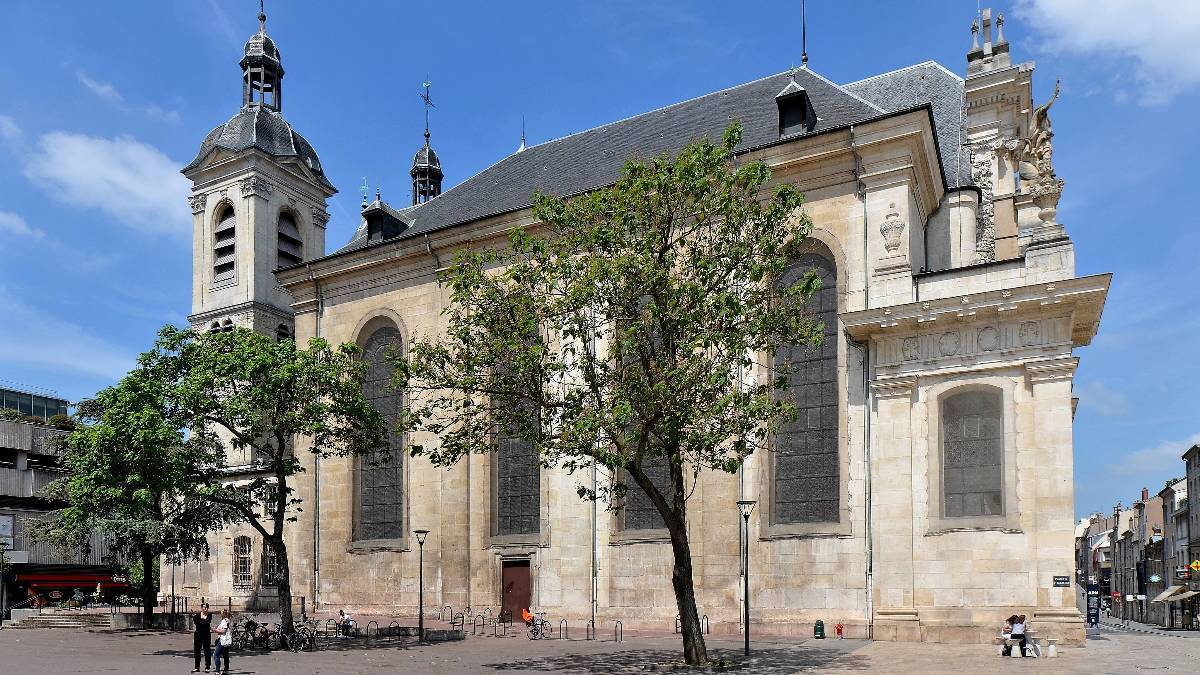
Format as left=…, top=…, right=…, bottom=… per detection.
left=843, top=273, right=1110, bottom=348
left=188, top=300, right=294, bottom=327
left=871, top=377, right=916, bottom=399
left=1025, top=356, right=1079, bottom=384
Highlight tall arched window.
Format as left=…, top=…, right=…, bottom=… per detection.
left=621, top=458, right=671, bottom=531
left=494, top=422, right=540, bottom=537
left=277, top=212, right=303, bottom=268
left=355, top=323, right=404, bottom=541
left=772, top=245, right=840, bottom=525
left=941, top=388, right=1004, bottom=518
left=213, top=205, right=236, bottom=283
left=232, top=536, right=252, bottom=587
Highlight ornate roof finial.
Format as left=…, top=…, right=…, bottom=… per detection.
left=971, top=18, right=980, bottom=50
left=258, top=0, right=266, bottom=33
left=419, top=80, right=434, bottom=145
left=517, top=115, right=527, bottom=153
left=360, top=177, right=369, bottom=208
left=995, top=13, right=1006, bottom=44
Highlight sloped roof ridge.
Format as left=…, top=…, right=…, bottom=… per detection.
left=800, top=66, right=887, bottom=113
left=842, top=60, right=963, bottom=88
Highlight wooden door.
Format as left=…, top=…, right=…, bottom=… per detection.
left=501, top=560, right=531, bottom=618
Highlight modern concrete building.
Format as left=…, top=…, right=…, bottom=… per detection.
left=169, top=7, right=1108, bottom=644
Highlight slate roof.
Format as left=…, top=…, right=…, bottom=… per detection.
left=843, top=61, right=970, bottom=189
left=184, top=106, right=334, bottom=191
left=328, top=62, right=969, bottom=258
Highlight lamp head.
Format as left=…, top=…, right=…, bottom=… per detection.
left=737, top=500, right=757, bottom=518
left=414, top=529, right=430, bottom=545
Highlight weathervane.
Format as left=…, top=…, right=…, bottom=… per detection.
left=418, top=80, right=435, bottom=142
left=360, top=177, right=369, bottom=208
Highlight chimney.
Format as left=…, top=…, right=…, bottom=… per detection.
left=1142, top=487, right=1150, bottom=503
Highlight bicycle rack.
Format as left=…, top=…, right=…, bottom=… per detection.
left=614, top=620, right=624, bottom=643
left=558, top=618, right=568, bottom=639
left=348, top=619, right=359, bottom=638
left=388, top=620, right=400, bottom=639
left=440, top=605, right=453, bottom=621
left=365, top=620, right=379, bottom=640
left=674, top=614, right=681, bottom=634
left=701, top=614, right=710, bottom=634
left=586, top=619, right=596, bottom=641
left=472, top=614, right=485, bottom=636
left=323, top=619, right=338, bottom=639
left=451, top=612, right=465, bottom=631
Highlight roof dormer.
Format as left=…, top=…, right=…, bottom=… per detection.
left=776, top=72, right=815, bottom=137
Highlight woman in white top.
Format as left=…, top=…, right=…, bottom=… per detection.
left=212, top=608, right=232, bottom=674
left=1010, top=614, right=1028, bottom=657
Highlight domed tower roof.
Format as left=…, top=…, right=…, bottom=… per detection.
left=184, top=106, right=333, bottom=190
left=411, top=131, right=443, bottom=178
left=411, top=82, right=444, bottom=205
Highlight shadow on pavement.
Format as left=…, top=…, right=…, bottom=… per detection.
left=481, top=645, right=871, bottom=673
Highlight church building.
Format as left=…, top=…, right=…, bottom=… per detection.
left=172, top=7, right=1108, bottom=644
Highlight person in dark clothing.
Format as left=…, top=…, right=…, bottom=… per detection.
left=191, top=603, right=213, bottom=672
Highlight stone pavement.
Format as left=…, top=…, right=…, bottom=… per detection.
left=1097, top=615, right=1200, bottom=638
left=2, top=624, right=1199, bottom=673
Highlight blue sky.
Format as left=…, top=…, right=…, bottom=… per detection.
left=0, top=1, right=1196, bottom=518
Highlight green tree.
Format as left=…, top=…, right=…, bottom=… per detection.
left=36, top=367, right=228, bottom=621
left=148, top=326, right=388, bottom=635
left=396, top=124, right=820, bottom=664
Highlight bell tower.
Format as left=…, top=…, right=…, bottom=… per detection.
left=410, top=81, right=443, bottom=205
left=182, top=6, right=336, bottom=337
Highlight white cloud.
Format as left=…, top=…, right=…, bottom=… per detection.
left=76, top=70, right=180, bottom=123
left=1076, top=381, right=1129, bottom=417
left=0, top=211, right=44, bottom=239
left=0, top=115, right=23, bottom=149
left=76, top=70, right=123, bottom=103
left=1015, top=0, right=1200, bottom=104
left=20, top=131, right=191, bottom=237
left=0, top=287, right=135, bottom=382
left=1107, top=433, right=1200, bottom=485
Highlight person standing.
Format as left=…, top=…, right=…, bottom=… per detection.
left=212, top=609, right=232, bottom=674
left=191, top=602, right=213, bottom=673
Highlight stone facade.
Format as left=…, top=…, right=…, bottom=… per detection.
left=168, top=8, right=1108, bottom=645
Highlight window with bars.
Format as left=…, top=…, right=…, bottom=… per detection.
left=213, top=206, right=236, bottom=283
left=494, top=424, right=540, bottom=537
left=355, top=325, right=405, bottom=541
left=232, top=536, right=253, bottom=588
left=941, top=389, right=1004, bottom=518
left=277, top=212, right=303, bottom=268
left=772, top=248, right=840, bottom=525
left=260, top=539, right=281, bottom=586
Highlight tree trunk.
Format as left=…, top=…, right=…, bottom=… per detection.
left=666, top=513, right=708, bottom=665
left=140, top=547, right=155, bottom=622
left=274, top=537, right=294, bottom=635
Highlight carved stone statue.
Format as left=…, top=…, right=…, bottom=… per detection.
left=1019, top=79, right=1060, bottom=184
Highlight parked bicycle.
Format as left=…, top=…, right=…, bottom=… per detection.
left=523, top=609, right=552, bottom=640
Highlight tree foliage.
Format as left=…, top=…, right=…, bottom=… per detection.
left=36, top=364, right=229, bottom=619
left=396, top=123, right=820, bottom=664
left=146, top=325, right=389, bottom=632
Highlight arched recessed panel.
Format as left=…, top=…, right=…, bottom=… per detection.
left=941, top=388, right=1004, bottom=518
left=355, top=324, right=404, bottom=541
left=772, top=246, right=840, bottom=525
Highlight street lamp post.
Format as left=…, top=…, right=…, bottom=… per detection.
left=414, top=529, right=430, bottom=640
left=1111, top=502, right=1121, bottom=621
left=737, top=500, right=756, bottom=657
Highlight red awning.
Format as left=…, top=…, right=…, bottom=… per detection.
left=16, top=572, right=129, bottom=587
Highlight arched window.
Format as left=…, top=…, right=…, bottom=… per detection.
left=277, top=212, right=303, bottom=268
left=232, top=536, right=252, bottom=587
left=275, top=324, right=291, bottom=343
left=260, top=540, right=281, bottom=587
left=355, top=323, right=404, bottom=541
left=772, top=246, right=840, bottom=525
left=213, top=205, right=236, bottom=283
left=941, top=388, right=1004, bottom=518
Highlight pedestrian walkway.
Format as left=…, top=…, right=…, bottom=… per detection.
left=1098, top=615, right=1200, bottom=638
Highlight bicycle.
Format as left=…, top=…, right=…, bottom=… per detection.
left=286, top=620, right=318, bottom=652
left=525, top=611, right=552, bottom=640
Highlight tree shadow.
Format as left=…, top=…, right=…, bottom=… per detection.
left=482, top=645, right=872, bottom=673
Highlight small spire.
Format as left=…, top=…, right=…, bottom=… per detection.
left=800, top=0, right=808, bottom=67
left=517, top=115, right=527, bottom=153
left=360, top=177, right=369, bottom=208
left=995, top=13, right=1006, bottom=44
left=419, top=80, right=434, bottom=145
left=375, top=188, right=381, bottom=203
left=258, top=0, right=266, bottom=33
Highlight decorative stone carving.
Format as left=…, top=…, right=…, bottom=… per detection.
left=902, top=337, right=920, bottom=361
left=311, top=207, right=330, bottom=228
left=879, top=203, right=905, bottom=253
left=1019, top=321, right=1040, bottom=346
left=188, top=194, right=207, bottom=214
left=1019, top=79, right=1066, bottom=233
left=977, top=326, right=999, bottom=352
left=970, top=144, right=997, bottom=263
left=239, top=176, right=273, bottom=199
left=938, top=332, right=961, bottom=357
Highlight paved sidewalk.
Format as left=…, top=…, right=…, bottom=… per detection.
left=1097, top=615, right=1200, bottom=638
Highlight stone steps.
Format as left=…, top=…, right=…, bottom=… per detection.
left=4, top=613, right=112, bottom=630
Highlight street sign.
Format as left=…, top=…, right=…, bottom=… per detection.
left=111, top=574, right=127, bottom=583
left=1053, top=576, right=1071, bottom=587
left=1086, top=582, right=1100, bottom=626
left=1112, top=592, right=1121, bottom=598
